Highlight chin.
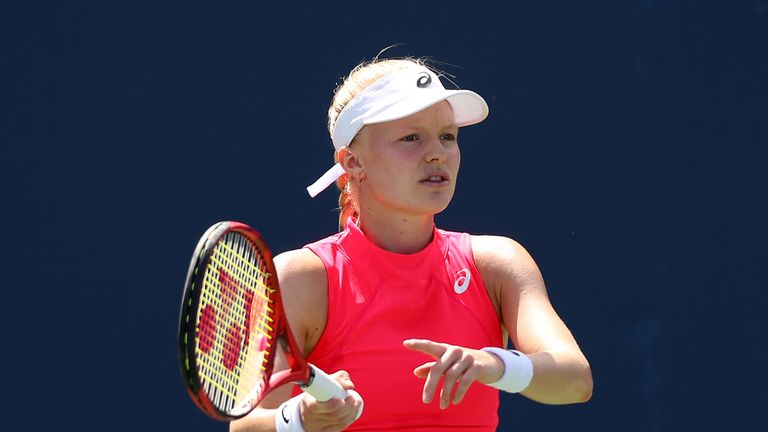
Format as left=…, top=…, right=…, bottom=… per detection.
left=416, top=196, right=453, bottom=215
left=377, top=189, right=454, bottom=216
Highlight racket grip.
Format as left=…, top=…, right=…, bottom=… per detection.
left=303, top=364, right=364, bottom=420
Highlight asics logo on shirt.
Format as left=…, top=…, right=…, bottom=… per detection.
left=454, top=268, right=471, bottom=294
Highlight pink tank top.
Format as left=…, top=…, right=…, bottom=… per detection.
left=303, top=219, right=503, bottom=431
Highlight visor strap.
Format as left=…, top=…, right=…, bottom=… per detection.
left=306, top=163, right=346, bottom=197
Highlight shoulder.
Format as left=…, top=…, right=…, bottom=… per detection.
left=273, top=248, right=328, bottom=354
left=470, top=235, right=542, bottom=284
left=274, top=247, right=327, bottom=284
left=470, top=235, right=546, bottom=309
left=274, top=248, right=327, bottom=305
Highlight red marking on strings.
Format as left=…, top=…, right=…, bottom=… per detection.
left=219, top=269, right=239, bottom=310
left=219, top=270, right=239, bottom=309
left=222, top=323, right=243, bottom=371
left=198, top=304, right=216, bottom=354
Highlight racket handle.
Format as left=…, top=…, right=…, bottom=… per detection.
left=303, top=364, right=364, bottom=420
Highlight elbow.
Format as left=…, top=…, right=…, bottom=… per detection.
left=552, top=361, right=593, bottom=404
left=572, top=363, right=593, bottom=403
left=576, top=380, right=593, bottom=403
left=523, top=351, right=593, bottom=405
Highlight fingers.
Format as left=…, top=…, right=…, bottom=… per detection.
left=332, top=370, right=355, bottom=390
left=412, top=361, right=435, bottom=379
left=300, top=371, right=361, bottom=432
left=305, top=395, right=345, bottom=414
left=450, top=362, right=479, bottom=405
left=406, top=339, right=491, bottom=410
left=301, top=395, right=360, bottom=432
left=428, top=347, right=475, bottom=409
left=403, top=339, right=448, bottom=358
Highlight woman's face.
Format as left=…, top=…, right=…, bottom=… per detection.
left=351, top=101, right=461, bottom=218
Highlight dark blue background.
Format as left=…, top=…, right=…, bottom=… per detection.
left=3, top=1, right=766, bottom=430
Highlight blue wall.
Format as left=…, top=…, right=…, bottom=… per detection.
left=4, top=1, right=766, bottom=430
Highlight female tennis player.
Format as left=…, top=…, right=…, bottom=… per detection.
left=230, top=57, right=592, bottom=432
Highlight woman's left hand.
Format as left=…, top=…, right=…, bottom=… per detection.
left=403, top=339, right=504, bottom=409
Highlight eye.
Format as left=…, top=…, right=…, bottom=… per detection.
left=400, top=134, right=420, bottom=143
left=440, top=133, right=457, bottom=142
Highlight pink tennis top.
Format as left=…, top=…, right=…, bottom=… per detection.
left=303, top=219, right=503, bottom=431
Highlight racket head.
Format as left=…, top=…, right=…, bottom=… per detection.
left=178, top=221, right=292, bottom=420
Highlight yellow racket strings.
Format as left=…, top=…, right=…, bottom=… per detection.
left=195, top=232, right=276, bottom=412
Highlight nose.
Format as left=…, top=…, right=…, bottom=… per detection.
left=424, top=136, right=449, bottom=164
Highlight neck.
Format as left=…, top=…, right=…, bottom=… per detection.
left=356, top=208, right=435, bottom=254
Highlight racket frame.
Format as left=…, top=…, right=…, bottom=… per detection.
left=178, top=221, right=354, bottom=421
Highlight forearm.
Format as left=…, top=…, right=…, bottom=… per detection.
left=519, top=350, right=593, bottom=404
left=229, top=408, right=277, bottom=432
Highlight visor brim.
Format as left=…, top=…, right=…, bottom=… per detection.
left=363, top=89, right=489, bottom=127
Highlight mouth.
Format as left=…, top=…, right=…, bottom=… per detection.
left=419, top=173, right=450, bottom=185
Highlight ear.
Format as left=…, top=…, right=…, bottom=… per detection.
left=337, top=146, right=364, bottom=177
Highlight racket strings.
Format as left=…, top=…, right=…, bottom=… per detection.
left=195, top=232, right=276, bottom=413
left=199, top=233, right=265, bottom=411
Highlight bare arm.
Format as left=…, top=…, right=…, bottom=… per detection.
left=229, top=249, right=361, bottom=432
left=473, top=235, right=593, bottom=404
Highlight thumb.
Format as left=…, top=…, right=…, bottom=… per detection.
left=330, top=370, right=355, bottom=390
left=413, top=361, right=435, bottom=379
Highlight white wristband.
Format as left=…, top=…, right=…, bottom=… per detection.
left=481, top=347, right=534, bottom=393
left=275, top=394, right=305, bottom=432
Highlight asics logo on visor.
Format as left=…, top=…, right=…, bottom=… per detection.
left=416, top=72, right=432, bottom=88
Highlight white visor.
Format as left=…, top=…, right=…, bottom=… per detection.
left=307, top=65, right=489, bottom=197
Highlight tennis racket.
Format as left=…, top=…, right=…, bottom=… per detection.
left=178, top=221, right=363, bottom=420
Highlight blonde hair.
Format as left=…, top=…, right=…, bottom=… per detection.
left=328, top=57, right=427, bottom=230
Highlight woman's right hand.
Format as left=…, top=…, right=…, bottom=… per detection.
left=299, top=370, right=363, bottom=432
